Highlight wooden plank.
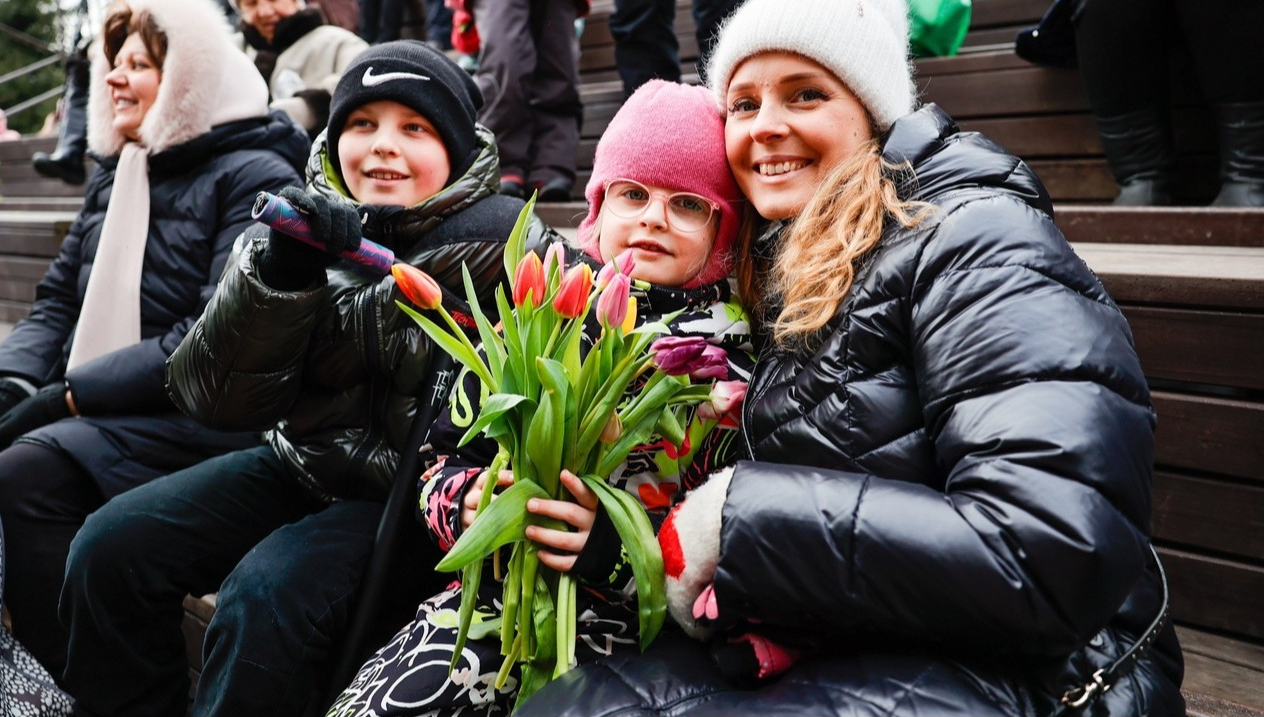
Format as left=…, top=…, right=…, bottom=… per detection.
left=969, top=0, right=1049, bottom=29
left=1027, top=158, right=1118, bottom=202
left=960, top=109, right=1215, bottom=159
left=1058, top=207, right=1264, bottom=247
left=921, top=65, right=1091, bottom=117
left=1074, top=243, right=1264, bottom=311
left=1152, top=392, right=1264, bottom=483
left=1161, top=547, right=1264, bottom=641
left=0, top=137, right=55, bottom=162
left=0, top=300, right=30, bottom=325
left=1185, top=689, right=1264, bottom=717
left=1123, top=306, right=1264, bottom=390
left=1154, top=472, right=1264, bottom=561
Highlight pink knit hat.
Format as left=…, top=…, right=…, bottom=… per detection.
left=576, top=80, right=742, bottom=288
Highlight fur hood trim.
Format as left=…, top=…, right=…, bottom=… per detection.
left=88, top=0, right=270, bottom=156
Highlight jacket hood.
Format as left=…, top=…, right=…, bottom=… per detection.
left=303, top=123, right=501, bottom=252
left=88, top=0, right=271, bottom=156
left=881, top=104, right=1053, bottom=216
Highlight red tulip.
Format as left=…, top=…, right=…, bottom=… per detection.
left=552, top=264, right=593, bottom=319
left=512, top=253, right=546, bottom=308
left=597, top=273, right=631, bottom=330
left=392, top=263, right=442, bottom=310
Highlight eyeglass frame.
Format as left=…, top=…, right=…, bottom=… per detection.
left=601, top=178, right=719, bottom=233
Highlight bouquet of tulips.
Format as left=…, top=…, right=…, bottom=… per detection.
left=391, top=199, right=726, bottom=705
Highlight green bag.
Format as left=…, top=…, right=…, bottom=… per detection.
left=908, top=0, right=972, bottom=58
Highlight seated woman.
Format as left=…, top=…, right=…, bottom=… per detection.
left=0, top=0, right=308, bottom=679
left=515, top=0, right=1184, bottom=715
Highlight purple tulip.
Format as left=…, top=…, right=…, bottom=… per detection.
left=689, top=345, right=729, bottom=380
left=649, top=336, right=708, bottom=375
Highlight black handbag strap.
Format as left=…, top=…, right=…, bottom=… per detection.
left=1051, top=544, right=1170, bottom=716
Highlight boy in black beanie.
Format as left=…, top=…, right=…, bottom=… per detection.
left=61, top=40, right=559, bottom=717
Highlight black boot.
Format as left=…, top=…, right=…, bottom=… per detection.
left=1095, top=107, right=1177, bottom=206
left=1211, top=101, right=1264, bottom=208
left=32, top=54, right=89, bottom=185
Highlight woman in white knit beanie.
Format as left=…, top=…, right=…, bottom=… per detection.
left=514, top=0, right=1184, bottom=715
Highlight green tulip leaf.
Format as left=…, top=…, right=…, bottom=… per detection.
left=578, top=474, right=666, bottom=650
left=435, top=480, right=549, bottom=572
left=457, top=393, right=532, bottom=447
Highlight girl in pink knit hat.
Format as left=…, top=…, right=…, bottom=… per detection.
left=327, top=79, right=755, bottom=717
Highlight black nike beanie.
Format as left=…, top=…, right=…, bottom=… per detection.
left=326, top=40, right=484, bottom=186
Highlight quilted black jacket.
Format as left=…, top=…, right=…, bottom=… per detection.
left=516, top=105, right=1184, bottom=716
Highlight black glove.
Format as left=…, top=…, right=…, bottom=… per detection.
left=0, top=378, right=32, bottom=415
left=258, top=186, right=363, bottom=290
left=0, top=383, right=72, bottom=448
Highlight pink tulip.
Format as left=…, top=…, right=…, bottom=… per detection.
left=512, top=253, right=546, bottom=308
left=552, top=264, right=593, bottom=318
left=392, top=263, right=442, bottom=310
left=615, top=249, right=636, bottom=277
left=698, top=380, right=747, bottom=419
left=597, top=273, right=631, bottom=330
left=595, top=262, right=617, bottom=291
left=542, top=242, right=566, bottom=280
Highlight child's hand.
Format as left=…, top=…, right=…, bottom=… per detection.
left=259, top=188, right=363, bottom=290
left=461, top=469, right=514, bottom=530
left=525, top=470, right=599, bottom=572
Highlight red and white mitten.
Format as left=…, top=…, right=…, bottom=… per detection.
left=658, top=466, right=732, bottom=639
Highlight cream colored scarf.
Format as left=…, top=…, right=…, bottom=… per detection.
left=67, top=142, right=149, bottom=370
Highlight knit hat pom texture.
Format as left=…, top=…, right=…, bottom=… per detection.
left=707, top=0, right=916, bottom=130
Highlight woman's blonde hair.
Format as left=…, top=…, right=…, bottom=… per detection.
left=735, top=139, right=927, bottom=349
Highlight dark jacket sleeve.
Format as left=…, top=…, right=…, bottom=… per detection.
left=713, top=195, right=1155, bottom=656
left=0, top=181, right=105, bottom=386
left=70, top=153, right=302, bottom=416
left=167, top=232, right=328, bottom=430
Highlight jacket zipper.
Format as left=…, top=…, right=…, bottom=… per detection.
left=741, top=343, right=778, bottom=460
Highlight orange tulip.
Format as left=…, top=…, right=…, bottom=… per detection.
left=392, top=263, right=442, bottom=310
left=512, top=253, right=546, bottom=308
left=552, top=264, right=593, bottom=318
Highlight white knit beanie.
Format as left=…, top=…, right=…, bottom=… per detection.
left=706, top=0, right=916, bottom=130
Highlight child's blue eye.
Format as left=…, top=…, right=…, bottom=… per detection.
left=728, top=98, right=757, bottom=114
left=796, top=88, right=827, bottom=102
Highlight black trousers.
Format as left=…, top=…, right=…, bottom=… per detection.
left=0, top=443, right=100, bottom=678
left=609, top=0, right=745, bottom=98
left=59, top=446, right=435, bottom=717
left=1075, top=0, right=1264, bottom=114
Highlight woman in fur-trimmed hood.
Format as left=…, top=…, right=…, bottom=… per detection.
left=0, top=0, right=308, bottom=679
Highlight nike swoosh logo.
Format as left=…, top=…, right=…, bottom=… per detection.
left=362, top=66, right=431, bottom=87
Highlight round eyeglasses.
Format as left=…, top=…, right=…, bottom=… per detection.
left=603, top=179, right=717, bottom=233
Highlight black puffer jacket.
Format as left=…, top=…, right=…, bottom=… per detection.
left=517, top=105, right=1183, bottom=716
left=0, top=115, right=307, bottom=496
left=167, top=127, right=556, bottom=502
